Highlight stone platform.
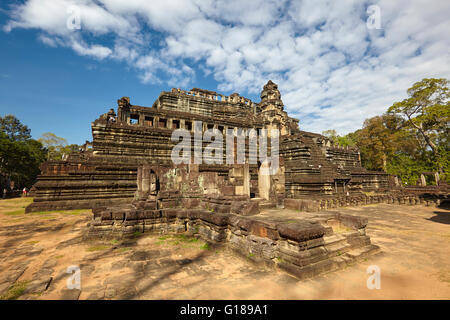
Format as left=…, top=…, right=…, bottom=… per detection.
left=86, top=203, right=380, bottom=280
left=284, top=192, right=448, bottom=212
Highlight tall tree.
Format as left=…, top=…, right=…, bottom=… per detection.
left=388, top=78, right=450, bottom=172
left=322, top=130, right=356, bottom=147
left=0, top=115, right=31, bottom=141
left=38, top=132, right=68, bottom=160
left=0, top=131, right=46, bottom=189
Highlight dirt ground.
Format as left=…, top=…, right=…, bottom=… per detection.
left=0, top=197, right=448, bottom=300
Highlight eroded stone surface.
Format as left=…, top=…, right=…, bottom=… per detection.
left=1, top=194, right=449, bottom=300
left=26, top=80, right=424, bottom=214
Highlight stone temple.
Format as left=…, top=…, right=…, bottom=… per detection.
left=25, top=81, right=447, bottom=280
left=27, top=80, right=389, bottom=213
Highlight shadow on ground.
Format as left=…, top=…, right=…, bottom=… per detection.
left=427, top=211, right=450, bottom=225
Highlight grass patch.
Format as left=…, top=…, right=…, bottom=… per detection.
left=156, top=234, right=201, bottom=247
left=0, top=197, right=33, bottom=206
left=26, top=240, right=39, bottom=245
left=86, top=245, right=110, bottom=252
left=31, top=209, right=89, bottom=216
left=61, top=209, right=89, bottom=215
left=4, top=209, right=26, bottom=216
left=55, top=255, right=64, bottom=259
left=275, top=257, right=285, bottom=263
left=200, top=243, right=211, bottom=250
left=175, top=234, right=199, bottom=243
left=0, top=281, right=29, bottom=300
left=332, top=224, right=353, bottom=234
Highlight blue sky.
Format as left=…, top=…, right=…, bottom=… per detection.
left=0, top=0, right=449, bottom=145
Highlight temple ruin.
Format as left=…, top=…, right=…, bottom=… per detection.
left=26, top=80, right=391, bottom=213
left=24, top=80, right=449, bottom=280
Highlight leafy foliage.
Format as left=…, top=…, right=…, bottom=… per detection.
left=321, top=129, right=356, bottom=147
left=0, top=115, right=31, bottom=141
left=324, top=78, right=449, bottom=184
left=388, top=78, right=449, bottom=169
left=0, top=116, right=79, bottom=190
left=0, top=131, right=46, bottom=189
left=38, top=132, right=80, bottom=161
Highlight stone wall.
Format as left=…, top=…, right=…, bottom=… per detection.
left=281, top=132, right=390, bottom=197
left=27, top=81, right=400, bottom=213
left=285, top=192, right=448, bottom=212
left=86, top=206, right=379, bottom=280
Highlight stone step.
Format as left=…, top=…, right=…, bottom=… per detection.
left=344, top=244, right=381, bottom=261
left=259, top=202, right=276, bottom=210
left=323, top=233, right=347, bottom=245
left=324, top=241, right=352, bottom=257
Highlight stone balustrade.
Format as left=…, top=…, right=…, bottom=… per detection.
left=171, top=88, right=255, bottom=107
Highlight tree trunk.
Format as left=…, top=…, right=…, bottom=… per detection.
left=382, top=153, right=387, bottom=172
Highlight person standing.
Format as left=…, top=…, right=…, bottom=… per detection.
left=22, top=187, right=28, bottom=197
left=2, top=188, right=7, bottom=199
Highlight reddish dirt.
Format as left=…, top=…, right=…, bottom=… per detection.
left=0, top=198, right=448, bottom=299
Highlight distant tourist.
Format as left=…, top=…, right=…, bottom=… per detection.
left=22, top=187, right=28, bottom=197
left=2, top=188, right=6, bottom=199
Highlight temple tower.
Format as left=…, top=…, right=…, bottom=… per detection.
left=260, top=80, right=290, bottom=136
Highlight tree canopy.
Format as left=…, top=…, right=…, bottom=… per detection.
left=38, top=132, right=80, bottom=161
left=0, top=116, right=79, bottom=190
left=0, top=114, right=31, bottom=141
left=388, top=78, right=449, bottom=172
left=0, top=116, right=46, bottom=189
left=324, top=78, right=449, bottom=185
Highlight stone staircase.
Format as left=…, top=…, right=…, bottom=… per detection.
left=251, top=197, right=276, bottom=210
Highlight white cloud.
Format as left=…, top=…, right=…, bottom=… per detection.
left=70, top=39, right=112, bottom=59
left=3, top=0, right=450, bottom=134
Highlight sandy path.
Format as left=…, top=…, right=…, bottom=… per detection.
left=0, top=198, right=448, bottom=299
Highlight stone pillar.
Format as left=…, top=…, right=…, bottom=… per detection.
left=258, top=161, right=271, bottom=200
left=243, top=163, right=250, bottom=197
left=394, top=176, right=399, bottom=187
left=420, top=174, right=426, bottom=186
left=137, top=167, right=143, bottom=194
left=142, top=169, right=150, bottom=193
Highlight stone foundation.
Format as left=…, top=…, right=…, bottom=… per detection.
left=86, top=204, right=380, bottom=280
left=285, top=193, right=448, bottom=212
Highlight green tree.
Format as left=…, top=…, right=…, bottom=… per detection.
left=388, top=78, right=450, bottom=172
left=352, top=114, right=411, bottom=171
left=60, top=144, right=81, bottom=157
left=344, top=78, right=450, bottom=184
left=322, top=129, right=338, bottom=140
left=0, top=115, right=31, bottom=141
left=0, top=131, right=46, bottom=189
left=321, top=129, right=357, bottom=147
left=38, top=132, right=68, bottom=160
